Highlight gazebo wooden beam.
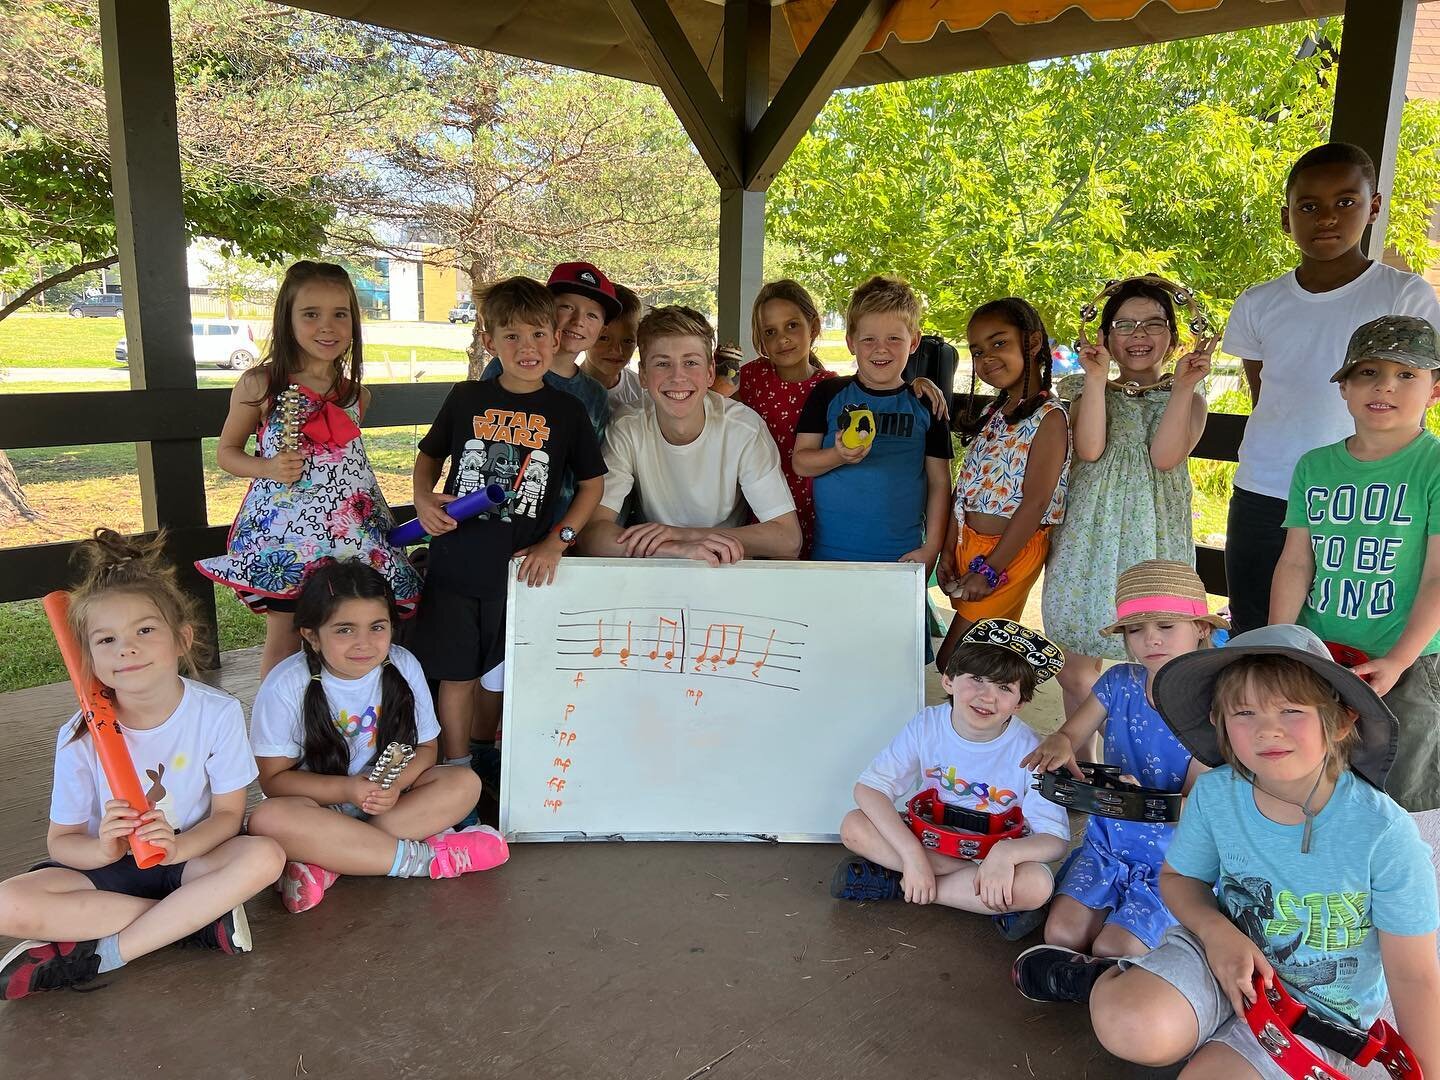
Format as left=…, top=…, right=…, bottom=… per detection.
left=607, top=0, right=744, bottom=187
left=745, top=0, right=889, bottom=190
left=1331, top=0, right=1417, bottom=259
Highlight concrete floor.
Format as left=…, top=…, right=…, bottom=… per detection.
left=0, top=636, right=1425, bottom=1078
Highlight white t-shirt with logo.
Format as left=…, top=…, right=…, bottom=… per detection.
left=1223, top=262, right=1440, bottom=499
left=600, top=392, right=796, bottom=529
left=50, top=679, right=257, bottom=835
left=857, top=703, right=1069, bottom=842
left=249, top=645, right=440, bottom=776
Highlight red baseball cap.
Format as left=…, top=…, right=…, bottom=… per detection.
left=548, top=262, right=622, bottom=321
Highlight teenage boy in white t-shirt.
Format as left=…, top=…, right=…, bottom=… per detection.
left=578, top=305, right=803, bottom=564
left=1221, top=141, right=1440, bottom=633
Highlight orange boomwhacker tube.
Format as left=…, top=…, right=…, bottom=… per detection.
left=42, top=591, right=166, bottom=869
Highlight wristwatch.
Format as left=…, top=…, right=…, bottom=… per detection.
left=557, top=525, right=578, bottom=547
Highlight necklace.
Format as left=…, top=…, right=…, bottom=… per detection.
left=1106, top=372, right=1175, bottom=397
left=1253, top=767, right=1326, bottom=853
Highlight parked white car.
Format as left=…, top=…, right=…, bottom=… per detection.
left=115, top=320, right=261, bottom=369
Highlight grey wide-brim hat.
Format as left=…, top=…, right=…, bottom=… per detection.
left=1151, top=624, right=1397, bottom=790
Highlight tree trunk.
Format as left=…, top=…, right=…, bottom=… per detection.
left=464, top=251, right=497, bottom=381
left=0, top=449, right=38, bottom=526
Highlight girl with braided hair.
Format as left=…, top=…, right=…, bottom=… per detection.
left=247, top=559, right=507, bottom=914
left=936, top=298, right=1070, bottom=671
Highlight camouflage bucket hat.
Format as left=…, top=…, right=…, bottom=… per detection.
left=1331, top=314, right=1440, bottom=382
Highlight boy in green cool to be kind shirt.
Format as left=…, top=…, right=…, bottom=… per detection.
left=1270, top=314, right=1440, bottom=812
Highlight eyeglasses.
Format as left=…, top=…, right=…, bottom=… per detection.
left=1111, top=318, right=1170, bottom=337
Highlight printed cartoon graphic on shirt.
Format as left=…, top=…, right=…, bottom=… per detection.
left=923, top=763, right=1020, bottom=810
left=1219, top=871, right=1367, bottom=1020
left=455, top=408, right=554, bottom=523
left=142, top=761, right=177, bottom=824
left=456, top=439, right=487, bottom=496
left=1300, top=481, right=1412, bottom=622
left=511, top=449, right=550, bottom=518
left=335, top=704, right=380, bottom=748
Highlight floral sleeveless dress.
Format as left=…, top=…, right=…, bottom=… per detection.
left=1042, top=375, right=1195, bottom=658
left=197, top=385, right=421, bottom=613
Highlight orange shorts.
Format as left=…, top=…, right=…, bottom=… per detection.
left=950, top=523, right=1050, bottom=623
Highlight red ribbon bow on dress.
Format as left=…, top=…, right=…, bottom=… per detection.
left=300, top=399, right=361, bottom=450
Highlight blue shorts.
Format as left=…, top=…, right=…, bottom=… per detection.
left=31, top=854, right=187, bottom=901
left=1055, top=832, right=1175, bottom=949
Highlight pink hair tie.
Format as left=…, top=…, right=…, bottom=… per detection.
left=1114, top=594, right=1208, bottom=620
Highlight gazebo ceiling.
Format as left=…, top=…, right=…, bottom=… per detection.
left=285, top=0, right=1344, bottom=93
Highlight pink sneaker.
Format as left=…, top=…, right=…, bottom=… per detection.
left=426, top=825, right=509, bottom=879
left=280, top=860, right=341, bottom=913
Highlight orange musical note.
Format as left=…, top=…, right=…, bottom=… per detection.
left=619, top=621, right=633, bottom=666
left=694, top=623, right=742, bottom=671
left=723, top=626, right=744, bottom=666
left=592, top=619, right=604, bottom=658
left=751, top=629, right=775, bottom=678
left=648, top=616, right=680, bottom=668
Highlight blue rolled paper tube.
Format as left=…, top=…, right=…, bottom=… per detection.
left=389, top=483, right=508, bottom=546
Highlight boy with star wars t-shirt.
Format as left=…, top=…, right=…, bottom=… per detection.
left=410, top=276, right=605, bottom=764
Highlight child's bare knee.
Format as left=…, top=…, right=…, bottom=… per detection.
left=0, top=876, right=36, bottom=937
left=1090, top=973, right=1190, bottom=1066
left=838, top=809, right=869, bottom=850
left=233, top=834, right=286, bottom=882
left=1043, top=904, right=1095, bottom=950
left=1012, top=863, right=1054, bottom=909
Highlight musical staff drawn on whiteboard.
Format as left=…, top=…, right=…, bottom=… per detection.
left=552, top=605, right=807, bottom=691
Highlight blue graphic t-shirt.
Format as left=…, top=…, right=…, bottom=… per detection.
left=1165, top=767, right=1438, bottom=1027
left=797, top=376, right=951, bottom=562
left=1085, top=664, right=1193, bottom=869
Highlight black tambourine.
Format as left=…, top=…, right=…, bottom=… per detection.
left=1033, top=761, right=1181, bottom=824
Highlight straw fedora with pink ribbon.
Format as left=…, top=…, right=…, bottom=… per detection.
left=1099, top=560, right=1229, bottom=637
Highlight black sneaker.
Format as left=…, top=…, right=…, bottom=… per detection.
left=179, top=904, right=252, bottom=955
left=0, top=939, right=102, bottom=1000
left=1011, top=944, right=1117, bottom=1003
left=829, top=857, right=903, bottom=901
left=993, top=906, right=1049, bottom=942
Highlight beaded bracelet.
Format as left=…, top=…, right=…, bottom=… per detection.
left=968, top=556, right=1009, bottom=589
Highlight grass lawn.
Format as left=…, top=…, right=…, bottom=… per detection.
left=0, top=587, right=266, bottom=694
left=0, top=313, right=127, bottom=367
left=0, top=312, right=471, bottom=370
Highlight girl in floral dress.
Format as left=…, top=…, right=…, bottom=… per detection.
left=198, top=262, right=421, bottom=676
left=1041, top=277, right=1213, bottom=718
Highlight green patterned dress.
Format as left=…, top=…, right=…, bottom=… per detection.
left=1042, top=374, right=1196, bottom=658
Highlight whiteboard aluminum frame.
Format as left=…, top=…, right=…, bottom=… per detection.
left=498, top=558, right=927, bottom=843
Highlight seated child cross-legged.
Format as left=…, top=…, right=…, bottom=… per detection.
left=832, top=620, right=1071, bottom=939
left=246, top=560, right=508, bottom=914
left=0, top=530, right=285, bottom=999
left=1021, top=560, right=1217, bottom=960
left=1013, top=625, right=1440, bottom=1080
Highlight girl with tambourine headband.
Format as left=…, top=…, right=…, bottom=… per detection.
left=1041, top=274, right=1216, bottom=720
left=1013, top=624, right=1439, bottom=1080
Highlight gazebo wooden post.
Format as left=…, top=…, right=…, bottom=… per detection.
left=99, top=0, right=219, bottom=653
left=1331, top=0, right=1418, bottom=258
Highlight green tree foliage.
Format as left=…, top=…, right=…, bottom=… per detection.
left=354, top=35, right=717, bottom=367
left=0, top=0, right=412, bottom=320
left=769, top=22, right=1440, bottom=348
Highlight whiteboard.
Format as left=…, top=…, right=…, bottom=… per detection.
left=500, top=558, right=926, bottom=842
